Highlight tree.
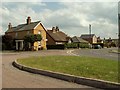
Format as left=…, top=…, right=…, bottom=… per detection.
left=23, top=34, right=42, bottom=50
left=2, top=34, right=14, bottom=50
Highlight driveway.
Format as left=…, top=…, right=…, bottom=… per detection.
left=72, top=47, right=118, bottom=60
left=2, top=50, right=97, bottom=88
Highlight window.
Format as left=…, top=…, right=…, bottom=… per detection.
left=38, top=31, right=41, bottom=34
left=27, top=31, right=30, bottom=35
left=38, top=41, right=41, bottom=48
left=38, top=41, right=41, bottom=45
left=56, top=42, right=63, bottom=45
left=15, top=32, right=18, bottom=38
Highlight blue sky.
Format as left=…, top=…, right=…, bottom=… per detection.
left=0, top=1, right=119, bottom=39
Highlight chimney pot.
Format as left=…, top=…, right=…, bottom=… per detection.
left=27, top=16, right=31, bottom=24
left=56, top=26, right=59, bottom=32
left=52, top=27, right=56, bottom=33
left=8, top=23, right=12, bottom=29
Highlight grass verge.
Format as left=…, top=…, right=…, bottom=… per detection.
left=17, top=56, right=119, bottom=83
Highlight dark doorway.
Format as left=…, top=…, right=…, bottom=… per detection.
left=18, top=42, right=20, bottom=51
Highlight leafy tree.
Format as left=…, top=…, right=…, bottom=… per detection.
left=23, top=34, right=42, bottom=50
left=2, top=34, right=14, bottom=50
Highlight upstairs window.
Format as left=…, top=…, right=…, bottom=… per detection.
left=38, top=31, right=41, bottom=34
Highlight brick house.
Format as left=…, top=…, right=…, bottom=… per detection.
left=5, top=17, right=47, bottom=51
left=80, top=34, right=97, bottom=44
left=46, top=26, right=70, bottom=48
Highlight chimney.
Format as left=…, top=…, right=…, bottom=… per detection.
left=56, top=26, right=59, bottom=32
left=8, top=23, right=12, bottom=29
left=52, top=27, right=56, bottom=33
left=26, top=16, right=31, bottom=24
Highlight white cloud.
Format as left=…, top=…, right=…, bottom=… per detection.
left=2, top=0, right=119, bottom=2
left=0, top=26, right=5, bottom=35
left=1, top=2, right=118, bottom=39
left=42, top=2, right=118, bottom=38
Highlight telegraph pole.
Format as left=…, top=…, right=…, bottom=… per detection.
left=89, top=24, right=91, bottom=35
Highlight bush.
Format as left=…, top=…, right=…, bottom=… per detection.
left=47, top=45, right=65, bottom=49
left=65, top=43, right=78, bottom=49
left=2, top=35, right=14, bottom=50
left=79, top=43, right=89, bottom=48
left=2, top=43, right=6, bottom=50
left=65, top=43, right=89, bottom=49
left=47, top=43, right=89, bottom=50
left=111, top=42, right=116, bottom=47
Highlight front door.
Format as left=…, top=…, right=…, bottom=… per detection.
left=18, top=42, right=20, bottom=51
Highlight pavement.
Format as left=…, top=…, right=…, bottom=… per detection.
left=2, top=50, right=97, bottom=88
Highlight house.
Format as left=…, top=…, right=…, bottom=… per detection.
left=103, top=38, right=118, bottom=47
left=80, top=34, right=97, bottom=44
left=97, top=36, right=103, bottom=43
left=5, top=16, right=47, bottom=51
left=71, top=36, right=88, bottom=43
left=112, top=39, right=118, bottom=47
left=46, top=26, right=70, bottom=49
left=71, top=36, right=89, bottom=48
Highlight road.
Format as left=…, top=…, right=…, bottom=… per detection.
left=2, top=50, right=97, bottom=88
left=72, top=47, right=118, bottom=60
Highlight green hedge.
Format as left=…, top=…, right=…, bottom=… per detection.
left=47, top=43, right=89, bottom=49
left=47, top=45, right=65, bottom=49
left=65, top=43, right=89, bottom=49
left=65, top=43, right=77, bottom=48
left=79, top=43, right=89, bottom=48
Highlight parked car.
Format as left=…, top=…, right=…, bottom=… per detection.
left=94, top=45, right=102, bottom=49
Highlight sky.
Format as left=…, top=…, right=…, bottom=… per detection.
left=0, top=0, right=119, bottom=39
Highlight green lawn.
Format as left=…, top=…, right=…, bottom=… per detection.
left=17, top=56, right=119, bottom=83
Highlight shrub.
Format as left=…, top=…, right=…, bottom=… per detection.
left=79, top=43, right=89, bottom=48
left=23, top=34, right=42, bottom=51
left=65, top=43, right=78, bottom=49
left=2, top=43, right=6, bottom=50
left=2, top=35, right=14, bottom=50
left=47, top=45, right=65, bottom=49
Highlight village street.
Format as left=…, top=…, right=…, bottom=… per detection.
left=1, top=48, right=118, bottom=88
left=72, top=47, right=118, bottom=60
left=2, top=50, right=96, bottom=88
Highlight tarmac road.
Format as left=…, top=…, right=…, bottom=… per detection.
left=2, top=50, right=97, bottom=88
left=72, top=47, right=118, bottom=60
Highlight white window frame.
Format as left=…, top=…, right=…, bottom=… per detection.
left=38, top=31, right=41, bottom=34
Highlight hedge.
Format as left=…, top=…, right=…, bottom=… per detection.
left=79, top=43, right=89, bottom=48
left=65, top=43, right=89, bottom=49
left=47, top=43, right=89, bottom=49
left=65, top=43, right=78, bottom=49
left=47, top=45, right=65, bottom=49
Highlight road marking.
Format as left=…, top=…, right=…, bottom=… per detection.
left=67, top=50, right=79, bottom=56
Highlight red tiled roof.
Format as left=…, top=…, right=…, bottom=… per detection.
left=47, top=30, right=68, bottom=42
left=72, top=36, right=88, bottom=43
left=80, top=34, right=95, bottom=39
